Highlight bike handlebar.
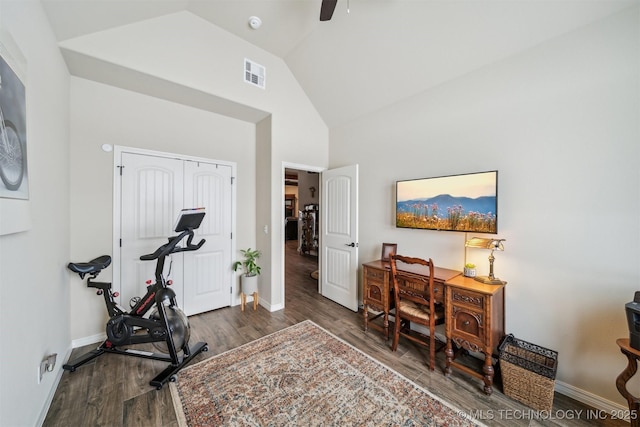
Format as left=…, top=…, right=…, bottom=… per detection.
left=139, top=229, right=205, bottom=261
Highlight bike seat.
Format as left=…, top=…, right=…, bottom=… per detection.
left=68, top=255, right=112, bottom=277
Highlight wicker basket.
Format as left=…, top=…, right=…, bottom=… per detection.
left=499, top=334, right=558, bottom=412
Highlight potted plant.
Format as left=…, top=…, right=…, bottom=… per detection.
left=233, top=248, right=261, bottom=295
left=464, top=263, right=476, bottom=278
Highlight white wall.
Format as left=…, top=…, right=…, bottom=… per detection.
left=61, top=10, right=328, bottom=332
left=298, top=171, right=320, bottom=211
left=0, top=2, right=70, bottom=426
left=330, top=7, right=639, bottom=407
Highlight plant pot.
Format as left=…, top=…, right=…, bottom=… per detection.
left=464, top=267, right=476, bottom=278
left=241, top=274, right=259, bottom=294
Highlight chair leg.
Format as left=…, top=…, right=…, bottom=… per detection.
left=429, top=331, right=435, bottom=371
left=391, top=315, right=402, bottom=351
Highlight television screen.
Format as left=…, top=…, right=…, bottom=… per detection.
left=396, top=170, right=498, bottom=233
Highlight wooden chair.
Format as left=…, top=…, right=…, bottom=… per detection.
left=389, top=254, right=445, bottom=371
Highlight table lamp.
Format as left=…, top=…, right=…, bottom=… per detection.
left=465, top=237, right=507, bottom=285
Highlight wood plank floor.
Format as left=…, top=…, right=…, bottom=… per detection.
left=44, top=241, right=626, bottom=426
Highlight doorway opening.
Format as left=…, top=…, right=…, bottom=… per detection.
left=284, top=167, right=320, bottom=297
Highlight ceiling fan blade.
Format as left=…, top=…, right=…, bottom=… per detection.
left=320, top=0, right=338, bottom=21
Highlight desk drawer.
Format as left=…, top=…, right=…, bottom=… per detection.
left=450, top=288, right=484, bottom=309
left=449, top=287, right=486, bottom=349
left=451, top=306, right=485, bottom=349
left=363, top=266, right=389, bottom=308
left=452, top=308, right=483, bottom=336
left=395, top=276, right=445, bottom=304
left=365, top=282, right=386, bottom=305
left=365, top=267, right=386, bottom=285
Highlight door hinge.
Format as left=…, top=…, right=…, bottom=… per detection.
left=117, top=165, right=124, bottom=175
left=119, top=238, right=122, bottom=247
left=230, top=232, right=233, bottom=239
left=231, top=176, right=235, bottom=185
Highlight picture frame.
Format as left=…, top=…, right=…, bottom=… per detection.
left=0, top=29, right=30, bottom=235
left=381, top=243, right=397, bottom=262
left=0, top=33, right=28, bottom=201
left=396, top=170, right=498, bottom=234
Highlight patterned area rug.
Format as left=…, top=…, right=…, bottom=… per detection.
left=171, top=320, right=483, bottom=426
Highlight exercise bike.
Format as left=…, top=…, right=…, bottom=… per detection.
left=63, top=209, right=209, bottom=389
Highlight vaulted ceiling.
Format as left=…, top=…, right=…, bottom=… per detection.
left=41, top=0, right=636, bottom=128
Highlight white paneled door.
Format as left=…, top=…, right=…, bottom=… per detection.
left=119, top=152, right=232, bottom=316
left=183, top=160, right=232, bottom=314
left=321, top=164, right=359, bottom=312
left=120, top=154, right=184, bottom=310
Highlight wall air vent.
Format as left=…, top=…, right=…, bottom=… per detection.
left=244, top=58, right=266, bottom=89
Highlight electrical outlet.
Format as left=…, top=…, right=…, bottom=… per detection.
left=47, top=353, right=57, bottom=372
left=38, top=353, right=57, bottom=383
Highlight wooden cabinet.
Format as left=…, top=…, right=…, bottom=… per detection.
left=444, top=275, right=505, bottom=395
left=285, top=218, right=298, bottom=241
left=299, top=205, right=318, bottom=256
left=362, top=260, right=460, bottom=340
left=363, top=261, right=393, bottom=340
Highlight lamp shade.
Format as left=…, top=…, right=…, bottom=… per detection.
left=465, top=237, right=505, bottom=251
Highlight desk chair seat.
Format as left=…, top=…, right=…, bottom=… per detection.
left=390, top=254, right=445, bottom=371
left=397, top=300, right=444, bottom=322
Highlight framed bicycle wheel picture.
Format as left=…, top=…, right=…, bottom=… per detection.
left=0, top=36, right=27, bottom=200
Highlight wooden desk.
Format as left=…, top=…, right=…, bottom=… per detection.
left=616, top=338, right=640, bottom=426
left=362, top=260, right=461, bottom=340
left=362, top=260, right=505, bottom=394
left=444, top=275, right=505, bottom=395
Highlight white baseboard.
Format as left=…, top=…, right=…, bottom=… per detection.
left=71, top=332, right=105, bottom=349
left=267, top=300, right=283, bottom=312
left=555, top=380, right=628, bottom=418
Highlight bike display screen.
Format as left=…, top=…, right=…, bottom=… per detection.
left=173, top=208, right=206, bottom=232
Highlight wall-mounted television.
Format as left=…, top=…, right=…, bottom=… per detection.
left=396, top=170, right=498, bottom=234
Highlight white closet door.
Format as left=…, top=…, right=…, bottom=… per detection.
left=119, top=152, right=233, bottom=315
left=120, top=153, right=184, bottom=308
left=182, top=161, right=232, bottom=315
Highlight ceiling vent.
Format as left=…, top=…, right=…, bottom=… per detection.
left=244, top=58, right=265, bottom=89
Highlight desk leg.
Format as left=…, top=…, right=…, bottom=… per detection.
left=444, top=340, right=453, bottom=376
left=383, top=310, right=389, bottom=341
left=363, top=303, right=369, bottom=332
left=482, top=352, right=495, bottom=395
left=444, top=340, right=494, bottom=395
left=616, top=349, right=640, bottom=427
